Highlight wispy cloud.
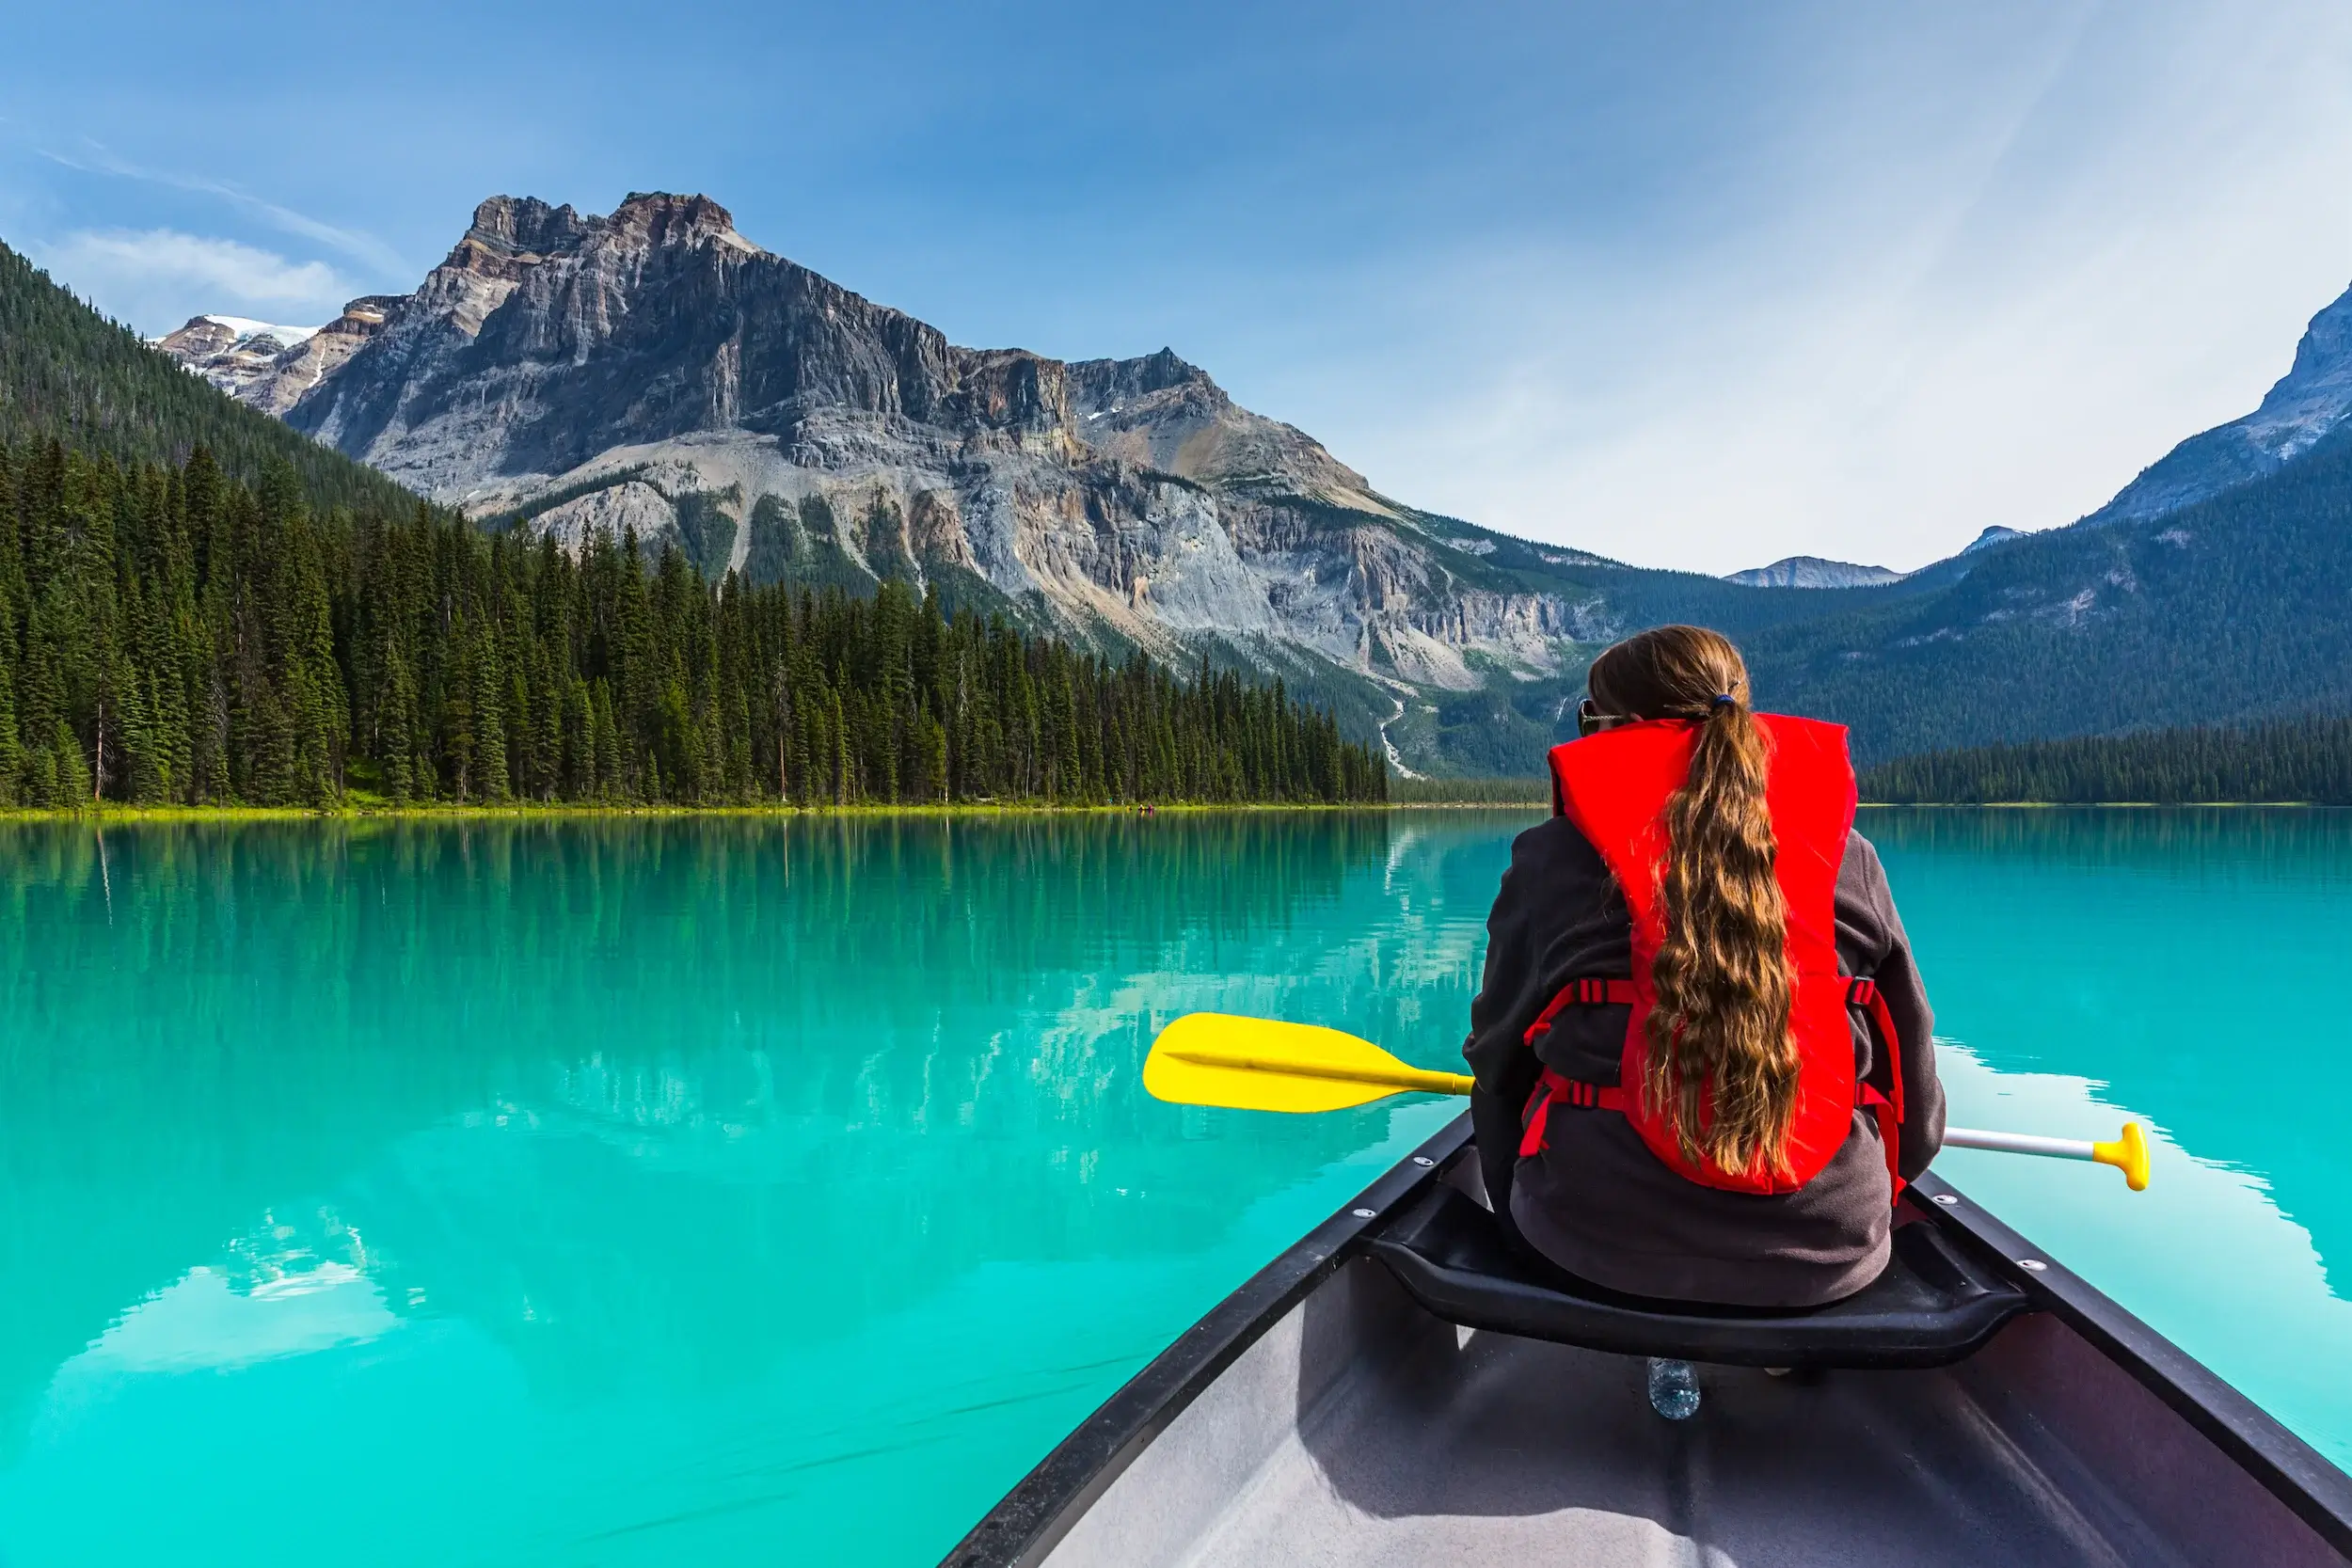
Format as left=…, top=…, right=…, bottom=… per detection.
left=36, top=143, right=409, bottom=277
left=38, top=229, right=351, bottom=328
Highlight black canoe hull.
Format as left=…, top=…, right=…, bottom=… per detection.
left=944, top=1116, right=2352, bottom=1568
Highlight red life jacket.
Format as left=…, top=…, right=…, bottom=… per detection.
left=1516, top=713, right=1906, bottom=1197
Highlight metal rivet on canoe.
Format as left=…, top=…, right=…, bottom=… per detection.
left=2018, top=1259, right=2049, bottom=1272
left=1411, top=1156, right=1436, bottom=1166
left=1931, top=1194, right=1959, bottom=1206
left=1352, top=1208, right=1378, bottom=1218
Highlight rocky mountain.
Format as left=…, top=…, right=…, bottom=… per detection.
left=1735, top=282, right=2352, bottom=763
left=154, top=302, right=406, bottom=418
left=1724, top=555, right=1904, bottom=589
left=1668, top=281, right=2352, bottom=758
left=151, top=315, right=315, bottom=402
left=161, top=190, right=1842, bottom=773
left=2079, top=280, right=2352, bottom=529
left=150, top=191, right=2352, bottom=773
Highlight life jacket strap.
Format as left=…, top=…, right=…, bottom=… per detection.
left=1518, top=974, right=1911, bottom=1201
left=1519, top=976, right=1638, bottom=1048
left=1518, top=1067, right=1626, bottom=1158
left=1846, top=976, right=1909, bottom=1197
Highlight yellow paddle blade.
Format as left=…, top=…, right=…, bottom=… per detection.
left=1143, top=1012, right=1476, bottom=1115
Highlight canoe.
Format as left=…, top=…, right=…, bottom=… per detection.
left=943, top=1115, right=2352, bottom=1567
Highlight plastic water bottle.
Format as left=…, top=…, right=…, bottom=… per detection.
left=1646, top=1356, right=1701, bottom=1420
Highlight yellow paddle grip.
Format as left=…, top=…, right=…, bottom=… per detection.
left=2092, top=1121, right=2151, bottom=1193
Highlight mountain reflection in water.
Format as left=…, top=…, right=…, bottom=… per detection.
left=6, top=808, right=2349, bottom=1563
left=0, top=813, right=1515, bottom=1565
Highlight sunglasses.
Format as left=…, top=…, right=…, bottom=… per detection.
left=1576, top=698, right=1630, bottom=738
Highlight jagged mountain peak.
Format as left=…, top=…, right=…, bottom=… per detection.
left=1065, top=345, right=1374, bottom=501
left=608, top=190, right=757, bottom=251
left=453, top=192, right=754, bottom=265
left=1067, top=346, right=1214, bottom=408
left=255, top=190, right=1384, bottom=516
left=2256, top=283, right=2352, bottom=446
left=2082, top=278, right=2352, bottom=529
left=461, top=195, right=591, bottom=261
left=153, top=187, right=1665, bottom=770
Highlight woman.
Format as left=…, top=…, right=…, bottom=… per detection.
left=1465, top=625, right=1944, bottom=1308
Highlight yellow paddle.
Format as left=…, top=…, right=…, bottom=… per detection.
left=1144, top=1012, right=2152, bottom=1191
left=1143, top=1012, right=1478, bottom=1113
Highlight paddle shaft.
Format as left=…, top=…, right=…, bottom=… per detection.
left=1174, top=1051, right=2094, bottom=1159
left=1155, top=1022, right=2145, bottom=1187
left=1943, top=1127, right=2097, bottom=1162
left=1944, top=1122, right=2150, bottom=1189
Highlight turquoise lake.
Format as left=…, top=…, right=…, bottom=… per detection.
left=1, top=808, right=2347, bottom=1564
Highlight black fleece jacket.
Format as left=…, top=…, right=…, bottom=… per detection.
left=1464, top=816, right=1945, bottom=1307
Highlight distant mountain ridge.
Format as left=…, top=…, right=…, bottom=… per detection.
left=1962, top=526, right=2024, bottom=554
left=1721, top=283, right=2352, bottom=757
left=155, top=303, right=401, bottom=418
left=1747, top=419, right=2352, bottom=761
left=1724, top=555, right=1904, bottom=589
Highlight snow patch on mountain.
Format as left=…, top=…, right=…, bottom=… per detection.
left=185, top=314, right=321, bottom=346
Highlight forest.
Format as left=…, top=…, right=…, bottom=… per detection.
left=0, top=238, right=1379, bottom=810
left=0, top=440, right=1385, bottom=809
left=0, top=241, right=414, bottom=516
left=1858, top=718, right=2352, bottom=804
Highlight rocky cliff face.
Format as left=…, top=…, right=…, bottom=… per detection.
left=169, top=190, right=1796, bottom=771
left=2082, top=280, right=2352, bottom=528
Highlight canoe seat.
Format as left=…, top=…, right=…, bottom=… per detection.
left=1368, top=1184, right=2030, bottom=1369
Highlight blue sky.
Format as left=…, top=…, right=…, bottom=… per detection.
left=6, top=0, right=2351, bottom=571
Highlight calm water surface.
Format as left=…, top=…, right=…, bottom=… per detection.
left=0, top=808, right=2346, bottom=1564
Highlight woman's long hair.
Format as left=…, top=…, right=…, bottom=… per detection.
left=1586, top=626, right=1797, bottom=1179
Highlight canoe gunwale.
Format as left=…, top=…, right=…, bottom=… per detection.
left=941, top=1116, right=2352, bottom=1566
left=937, top=1116, right=1473, bottom=1568
left=1910, top=1169, right=2352, bottom=1556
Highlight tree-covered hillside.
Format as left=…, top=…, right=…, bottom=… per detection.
left=1860, top=718, right=2352, bottom=803
left=0, top=441, right=1383, bottom=808
left=0, top=239, right=415, bottom=517
left=0, top=241, right=1380, bottom=809
left=1747, top=426, right=2352, bottom=764
left=25, top=198, right=2351, bottom=784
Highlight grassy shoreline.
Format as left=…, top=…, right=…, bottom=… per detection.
left=7, top=800, right=2340, bottom=822
left=8, top=797, right=2344, bottom=824
left=1858, top=800, right=2344, bottom=810
left=0, top=800, right=1549, bottom=823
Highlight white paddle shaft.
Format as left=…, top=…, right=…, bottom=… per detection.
left=1944, top=1127, right=2096, bottom=1162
